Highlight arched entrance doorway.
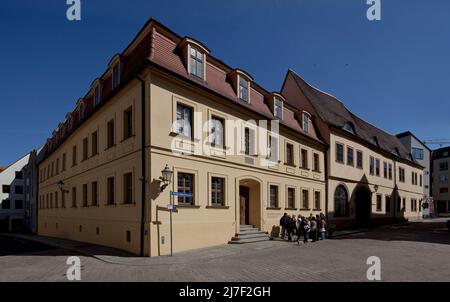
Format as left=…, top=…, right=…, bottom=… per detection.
left=354, top=185, right=372, bottom=227
left=238, top=178, right=262, bottom=229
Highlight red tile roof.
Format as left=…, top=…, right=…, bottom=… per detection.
left=149, top=24, right=322, bottom=142
left=42, top=18, right=325, bottom=159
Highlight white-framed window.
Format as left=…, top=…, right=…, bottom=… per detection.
left=287, top=186, right=296, bottom=209
left=303, top=113, right=310, bottom=133
left=189, top=46, right=204, bottom=79
left=370, top=137, right=379, bottom=147
left=177, top=172, right=195, bottom=205
left=210, top=116, right=224, bottom=147
left=94, top=84, right=102, bottom=106
left=343, top=122, right=355, bottom=134
left=274, top=97, right=283, bottom=119
left=112, top=63, right=121, bottom=89
left=268, top=135, right=279, bottom=162
left=269, top=185, right=279, bottom=208
left=176, top=103, right=193, bottom=139
left=238, top=76, right=249, bottom=102
left=80, top=102, right=86, bottom=119
left=211, top=176, right=225, bottom=206
left=243, top=126, right=256, bottom=155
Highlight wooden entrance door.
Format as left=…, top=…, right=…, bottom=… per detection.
left=239, top=186, right=250, bottom=225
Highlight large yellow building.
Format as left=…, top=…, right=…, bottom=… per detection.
left=38, top=18, right=424, bottom=256
left=38, top=19, right=327, bottom=256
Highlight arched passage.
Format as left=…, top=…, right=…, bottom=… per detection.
left=354, top=185, right=372, bottom=227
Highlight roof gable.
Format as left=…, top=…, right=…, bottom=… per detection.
left=283, top=70, right=419, bottom=165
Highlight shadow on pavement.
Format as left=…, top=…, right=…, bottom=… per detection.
left=333, top=222, right=450, bottom=245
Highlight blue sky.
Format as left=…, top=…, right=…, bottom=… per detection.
left=0, top=0, right=449, bottom=165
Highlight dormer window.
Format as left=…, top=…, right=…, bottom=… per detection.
left=265, top=93, right=285, bottom=120
left=229, top=69, right=253, bottom=103
left=303, top=112, right=310, bottom=133
left=189, top=46, right=204, bottom=79
left=80, top=102, right=86, bottom=119
left=343, top=122, right=355, bottom=134
left=239, top=76, right=249, bottom=102
left=370, top=137, right=379, bottom=146
left=392, top=148, right=400, bottom=156
left=94, top=84, right=101, bottom=106
left=274, top=97, right=283, bottom=119
left=178, top=37, right=210, bottom=81
left=112, top=63, right=120, bottom=89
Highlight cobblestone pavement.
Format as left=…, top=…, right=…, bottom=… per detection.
left=1, top=220, right=450, bottom=282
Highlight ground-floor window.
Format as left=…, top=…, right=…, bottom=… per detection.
left=211, top=177, right=225, bottom=206
left=1, top=199, right=10, bottom=209
left=287, top=187, right=295, bottom=209
left=82, top=184, right=88, bottom=207
left=123, top=173, right=133, bottom=204
left=178, top=173, right=194, bottom=205
left=72, top=187, right=77, bottom=208
left=314, top=191, right=321, bottom=210
left=269, top=185, right=279, bottom=208
left=376, top=194, right=382, bottom=212
left=15, top=200, right=23, bottom=209
left=91, top=182, right=98, bottom=206
left=334, top=185, right=349, bottom=217
left=107, top=177, right=115, bottom=205
left=302, top=189, right=309, bottom=209
left=411, top=199, right=417, bottom=212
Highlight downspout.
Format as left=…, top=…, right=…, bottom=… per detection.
left=35, top=162, right=39, bottom=235
left=136, top=75, right=146, bottom=257
left=393, top=161, right=397, bottom=223
left=324, top=147, right=329, bottom=224
left=35, top=159, right=39, bottom=235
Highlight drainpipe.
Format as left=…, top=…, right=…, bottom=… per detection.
left=393, top=161, right=397, bottom=223
left=136, top=75, right=146, bottom=257
left=324, top=148, right=329, bottom=224
left=35, top=160, right=39, bottom=235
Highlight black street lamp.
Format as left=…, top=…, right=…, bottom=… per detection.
left=57, top=180, right=68, bottom=192
left=160, top=164, right=173, bottom=192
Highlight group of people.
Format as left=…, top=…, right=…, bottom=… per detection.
left=279, top=213, right=327, bottom=244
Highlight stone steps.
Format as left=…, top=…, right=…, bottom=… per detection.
left=228, top=225, right=271, bottom=244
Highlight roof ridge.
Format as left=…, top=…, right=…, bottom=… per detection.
left=289, top=70, right=405, bottom=143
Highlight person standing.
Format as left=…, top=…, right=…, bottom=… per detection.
left=310, top=217, right=318, bottom=242
left=279, top=213, right=288, bottom=239
left=319, top=213, right=327, bottom=240
left=291, top=215, right=298, bottom=240
left=286, top=216, right=293, bottom=241
left=299, top=217, right=310, bottom=244
left=296, top=215, right=302, bottom=240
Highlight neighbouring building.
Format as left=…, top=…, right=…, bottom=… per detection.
left=22, top=147, right=44, bottom=233
left=431, top=146, right=450, bottom=215
left=396, top=131, right=431, bottom=199
left=0, top=153, right=30, bottom=232
left=281, top=70, right=424, bottom=228
left=37, top=18, right=327, bottom=256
